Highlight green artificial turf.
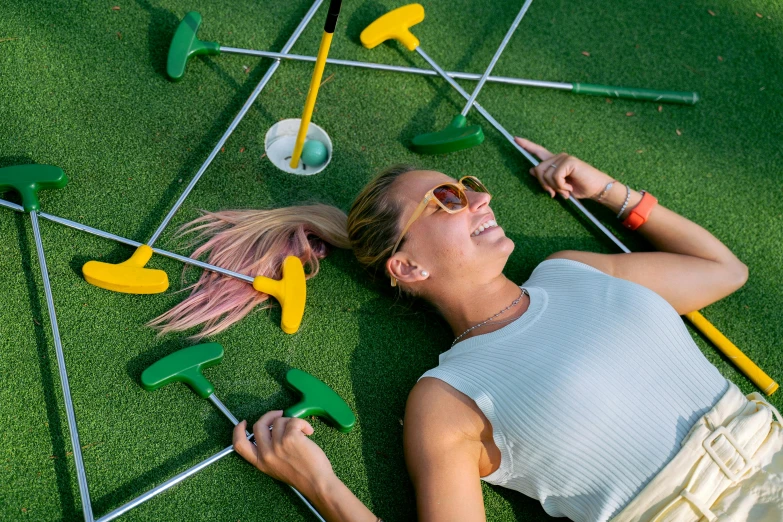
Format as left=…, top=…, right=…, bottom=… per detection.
left=1, top=0, right=782, bottom=520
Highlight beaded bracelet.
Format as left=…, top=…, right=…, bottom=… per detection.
left=617, top=184, right=631, bottom=219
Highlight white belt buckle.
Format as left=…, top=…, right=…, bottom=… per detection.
left=702, top=426, right=755, bottom=483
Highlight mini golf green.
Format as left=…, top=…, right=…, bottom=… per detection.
left=0, top=0, right=781, bottom=520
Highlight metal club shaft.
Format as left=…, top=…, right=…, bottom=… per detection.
left=29, top=211, right=94, bottom=521
left=207, top=395, right=326, bottom=522
left=146, top=0, right=326, bottom=247
left=0, top=198, right=255, bottom=284
left=414, top=46, right=630, bottom=252
left=207, top=394, right=240, bottom=425
left=96, top=441, right=239, bottom=522
left=97, top=430, right=324, bottom=522
left=220, top=46, right=574, bottom=91
left=460, top=0, right=534, bottom=116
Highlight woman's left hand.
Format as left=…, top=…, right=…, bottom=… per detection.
left=233, top=411, right=336, bottom=496
left=515, top=137, right=614, bottom=200
left=233, top=411, right=380, bottom=521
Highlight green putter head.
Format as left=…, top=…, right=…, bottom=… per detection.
left=141, top=343, right=224, bottom=399
left=411, top=114, right=485, bottom=154
left=283, top=368, right=356, bottom=433
left=167, top=11, right=220, bottom=81
left=0, top=164, right=68, bottom=212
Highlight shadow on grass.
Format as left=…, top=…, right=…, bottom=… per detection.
left=349, top=283, right=446, bottom=520
left=91, top=437, right=228, bottom=517
left=13, top=210, right=79, bottom=519
left=0, top=154, right=81, bottom=517
left=492, top=485, right=550, bottom=521
left=133, top=0, right=179, bottom=79
left=118, top=1, right=318, bottom=252
left=344, top=1, right=388, bottom=47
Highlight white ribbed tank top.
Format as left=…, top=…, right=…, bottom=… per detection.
left=420, top=259, right=728, bottom=522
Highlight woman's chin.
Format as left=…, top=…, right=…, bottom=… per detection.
left=498, top=235, right=516, bottom=256
left=475, top=230, right=515, bottom=259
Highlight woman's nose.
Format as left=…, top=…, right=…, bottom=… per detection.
left=469, top=190, right=491, bottom=211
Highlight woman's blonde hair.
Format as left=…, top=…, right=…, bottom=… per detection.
left=148, top=164, right=418, bottom=339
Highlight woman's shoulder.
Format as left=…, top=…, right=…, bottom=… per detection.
left=406, top=377, right=487, bottom=441
left=522, top=251, right=612, bottom=288
left=536, top=251, right=610, bottom=276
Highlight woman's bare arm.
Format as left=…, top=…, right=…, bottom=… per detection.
left=404, top=378, right=488, bottom=522
left=547, top=192, right=748, bottom=314
left=517, top=138, right=748, bottom=314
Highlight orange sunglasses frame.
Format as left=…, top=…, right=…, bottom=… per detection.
left=389, top=175, right=489, bottom=286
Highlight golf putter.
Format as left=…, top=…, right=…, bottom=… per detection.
left=409, top=0, right=534, bottom=154
left=361, top=4, right=484, bottom=154
left=140, top=343, right=355, bottom=521
left=289, top=0, right=342, bottom=168
left=167, top=12, right=699, bottom=105
left=0, top=165, right=95, bottom=520
left=361, top=4, right=779, bottom=396
left=82, top=0, right=325, bottom=297
left=0, top=197, right=306, bottom=334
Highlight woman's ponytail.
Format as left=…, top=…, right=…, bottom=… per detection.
left=149, top=163, right=418, bottom=339
left=147, top=204, right=349, bottom=339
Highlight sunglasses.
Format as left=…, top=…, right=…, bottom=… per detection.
left=389, top=176, right=490, bottom=286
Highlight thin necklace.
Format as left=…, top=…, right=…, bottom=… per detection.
left=451, top=288, right=527, bottom=347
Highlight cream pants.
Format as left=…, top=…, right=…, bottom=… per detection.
left=611, top=383, right=783, bottom=522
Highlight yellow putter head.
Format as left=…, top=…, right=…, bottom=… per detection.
left=253, top=256, right=306, bottom=334
left=82, top=245, right=169, bottom=294
left=360, top=3, right=424, bottom=51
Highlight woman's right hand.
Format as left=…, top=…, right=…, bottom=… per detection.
left=233, top=410, right=336, bottom=495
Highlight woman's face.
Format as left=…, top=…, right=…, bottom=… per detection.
left=388, top=170, right=515, bottom=288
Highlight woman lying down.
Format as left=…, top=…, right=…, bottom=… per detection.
left=151, top=138, right=783, bottom=521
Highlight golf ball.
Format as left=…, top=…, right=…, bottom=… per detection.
left=301, top=139, right=328, bottom=167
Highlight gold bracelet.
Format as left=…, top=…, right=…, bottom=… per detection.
left=596, top=180, right=616, bottom=201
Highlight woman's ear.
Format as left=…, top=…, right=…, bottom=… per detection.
left=387, top=253, right=429, bottom=285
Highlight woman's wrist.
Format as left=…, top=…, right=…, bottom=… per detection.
left=310, top=472, right=378, bottom=521
left=594, top=181, right=643, bottom=218
left=307, top=469, right=340, bottom=502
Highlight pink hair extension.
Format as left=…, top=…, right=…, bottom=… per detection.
left=147, top=205, right=349, bottom=339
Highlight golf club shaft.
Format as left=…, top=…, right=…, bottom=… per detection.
left=223, top=46, right=572, bottom=88
left=0, top=198, right=255, bottom=284
left=218, top=48, right=699, bottom=105
left=96, top=431, right=324, bottom=522
left=208, top=394, right=241, bottom=425
left=97, top=440, right=241, bottom=522
left=29, top=211, right=94, bottom=521
left=208, top=397, right=326, bottom=522
left=416, top=46, right=628, bottom=250
left=461, top=0, right=534, bottom=116
left=291, top=0, right=342, bottom=168
left=147, top=0, right=326, bottom=247
left=415, top=45, right=777, bottom=394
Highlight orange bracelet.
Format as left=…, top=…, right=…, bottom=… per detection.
left=621, top=190, right=657, bottom=230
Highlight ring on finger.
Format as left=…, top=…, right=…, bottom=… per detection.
left=547, top=164, right=557, bottom=169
